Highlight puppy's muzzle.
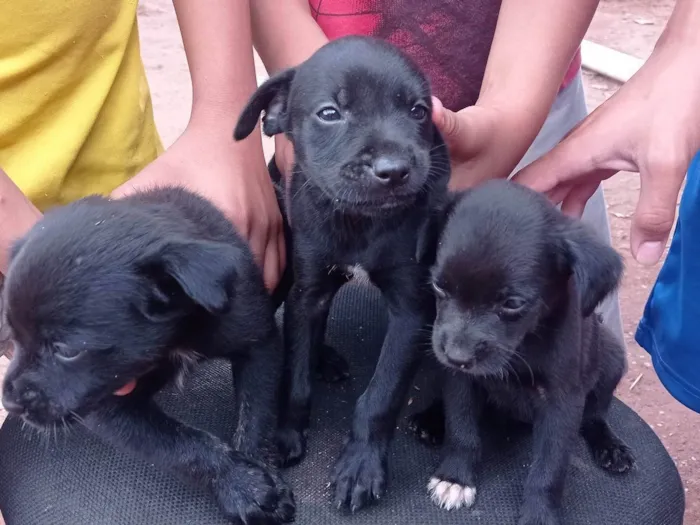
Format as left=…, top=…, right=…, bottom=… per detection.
left=435, top=331, right=493, bottom=372
left=2, top=379, right=62, bottom=425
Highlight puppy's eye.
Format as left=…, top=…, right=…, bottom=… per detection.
left=54, top=343, right=85, bottom=363
left=432, top=281, right=447, bottom=299
left=317, top=107, right=342, bottom=122
left=500, top=297, right=527, bottom=316
left=410, top=104, right=429, bottom=121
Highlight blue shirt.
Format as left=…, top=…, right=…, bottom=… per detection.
left=637, top=151, right=700, bottom=413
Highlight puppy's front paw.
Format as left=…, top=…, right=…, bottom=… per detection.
left=428, top=451, right=477, bottom=511
left=593, top=439, right=635, bottom=474
left=277, top=426, right=307, bottom=467
left=316, top=344, right=350, bottom=383
left=214, top=455, right=295, bottom=524
left=582, top=420, right=635, bottom=474
left=518, top=505, right=560, bottom=525
left=428, top=478, right=476, bottom=511
left=331, top=440, right=387, bottom=513
left=407, top=402, right=445, bottom=447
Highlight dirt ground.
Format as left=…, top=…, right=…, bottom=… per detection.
left=1, top=0, right=698, bottom=523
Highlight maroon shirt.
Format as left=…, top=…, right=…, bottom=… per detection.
left=309, top=0, right=581, bottom=112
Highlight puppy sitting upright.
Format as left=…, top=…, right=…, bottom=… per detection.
left=1, top=188, right=294, bottom=524
left=235, top=36, right=449, bottom=511
left=422, top=181, right=634, bottom=525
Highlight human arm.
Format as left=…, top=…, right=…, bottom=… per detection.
left=250, top=0, right=329, bottom=176
left=251, top=0, right=328, bottom=75
left=0, top=169, right=42, bottom=274
left=514, top=0, right=700, bottom=265
left=433, top=0, right=599, bottom=189
left=113, top=0, right=285, bottom=290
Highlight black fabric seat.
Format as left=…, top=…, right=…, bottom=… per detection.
left=0, top=284, right=685, bottom=524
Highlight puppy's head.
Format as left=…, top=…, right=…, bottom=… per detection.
left=1, top=197, right=241, bottom=427
left=235, top=36, right=448, bottom=215
left=431, top=181, right=623, bottom=376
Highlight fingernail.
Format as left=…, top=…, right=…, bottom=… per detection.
left=636, top=241, right=663, bottom=266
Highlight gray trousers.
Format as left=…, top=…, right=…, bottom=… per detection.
left=512, top=72, right=624, bottom=342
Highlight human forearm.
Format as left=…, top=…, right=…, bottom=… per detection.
left=478, top=0, right=599, bottom=127
left=435, top=0, right=599, bottom=187
left=0, top=170, right=41, bottom=273
left=658, top=0, right=700, bottom=49
left=172, top=0, right=264, bottom=157
left=251, top=0, right=328, bottom=74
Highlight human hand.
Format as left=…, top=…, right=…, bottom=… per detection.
left=274, top=135, right=295, bottom=179
left=0, top=168, right=42, bottom=274
left=514, top=39, right=700, bottom=266
left=112, top=122, right=285, bottom=290
left=432, top=97, right=540, bottom=190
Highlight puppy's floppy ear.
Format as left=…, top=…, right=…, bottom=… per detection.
left=137, top=239, right=242, bottom=318
left=234, top=68, right=296, bottom=141
left=557, top=218, right=623, bottom=317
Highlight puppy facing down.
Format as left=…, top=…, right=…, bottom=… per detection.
left=1, top=188, right=294, bottom=524
left=419, top=181, right=634, bottom=525
left=235, top=36, right=449, bottom=511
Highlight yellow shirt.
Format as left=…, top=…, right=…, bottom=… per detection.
left=0, top=1, right=162, bottom=211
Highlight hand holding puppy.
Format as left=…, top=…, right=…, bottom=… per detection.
left=514, top=2, right=700, bottom=266
left=112, top=123, right=286, bottom=291
left=431, top=99, right=529, bottom=190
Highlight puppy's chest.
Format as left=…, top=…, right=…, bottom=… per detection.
left=480, top=378, right=549, bottom=423
left=336, top=263, right=373, bottom=286
left=309, top=235, right=418, bottom=285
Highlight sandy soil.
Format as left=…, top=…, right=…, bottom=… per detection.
left=1, top=0, right=697, bottom=523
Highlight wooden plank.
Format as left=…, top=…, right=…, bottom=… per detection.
left=581, top=40, right=645, bottom=83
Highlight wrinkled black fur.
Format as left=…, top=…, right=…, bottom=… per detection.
left=1, top=188, right=295, bottom=524
left=235, top=36, right=449, bottom=512
left=414, top=181, right=634, bottom=525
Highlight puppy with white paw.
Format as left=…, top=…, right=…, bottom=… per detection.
left=421, top=180, right=634, bottom=524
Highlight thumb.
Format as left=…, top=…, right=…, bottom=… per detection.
left=632, top=162, right=685, bottom=266
left=431, top=97, right=486, bottom=159
left=432, top=96, right=462, bottom=142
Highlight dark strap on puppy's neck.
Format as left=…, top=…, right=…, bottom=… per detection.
left=267, top=156, right=293, bottom=226
left=284, top=175, right=293, bottom=227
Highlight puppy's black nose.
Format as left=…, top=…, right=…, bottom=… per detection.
left=372, top=156, right=410, bottom=186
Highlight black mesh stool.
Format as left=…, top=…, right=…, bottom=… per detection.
left=0, top=284, right=685, bottom=524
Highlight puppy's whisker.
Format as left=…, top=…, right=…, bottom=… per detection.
left=512, top=352, right=536, bottom=387
left=427, top=167, right=451, bottom=178
left=61, top=417, right=71, bottom=438
left=504, top=361, right=524, bottom=387
left=69, top=410, right=85, bottom=426
left=292, top=178, right=314, bottom=203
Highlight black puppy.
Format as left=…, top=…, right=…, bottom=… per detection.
left=1, top=188, right=294, bottom=524
left=416, top=181, right=634, bottom=525
left=235, top=36, right=449, bottom=511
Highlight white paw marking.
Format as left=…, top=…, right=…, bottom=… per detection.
left=344, top=264, right=372, bottom=285
left=427, top=477, right=476, bottom=511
